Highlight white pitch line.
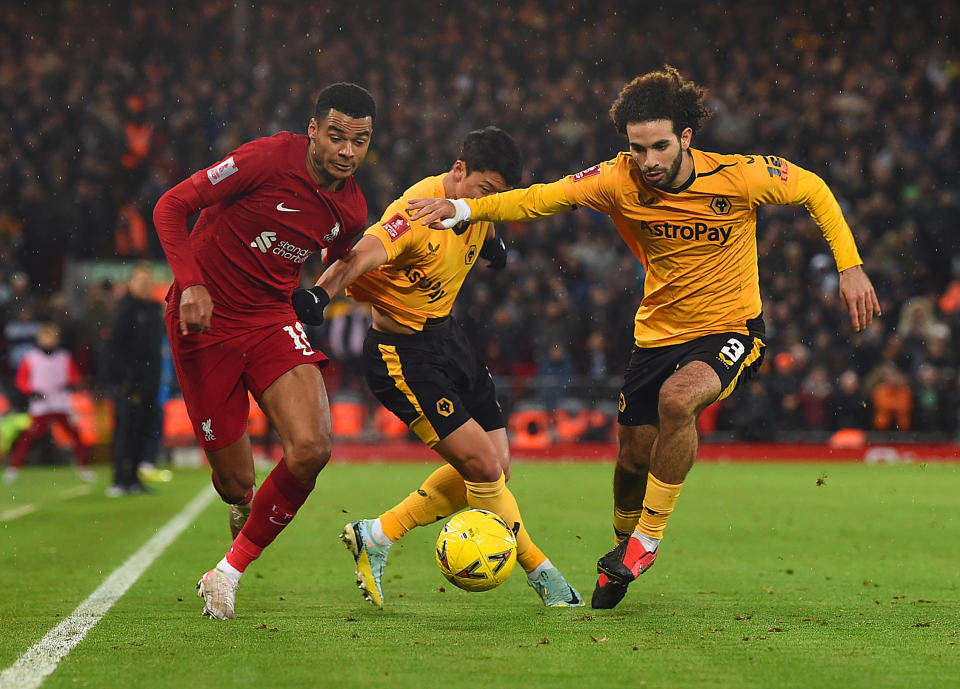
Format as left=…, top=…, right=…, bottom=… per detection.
left=0, top=486, right=90, bottom=523
left=0, top=504, right=37, bottom=522
left=0, top=486, right=216, bottom=689
left=56, top=485, right=91, bottom=500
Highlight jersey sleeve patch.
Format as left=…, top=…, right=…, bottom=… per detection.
left=382, top=213, right=412, bottom=241
left=206, top=156, right=238, bottom=185
left=571, top=164, right=602, bottom=182
left=764, top=156, right=789, bottom=183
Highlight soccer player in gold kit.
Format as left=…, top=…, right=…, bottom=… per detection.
left=408, top=67, right=881, bottom=609
left=294, top=126, right=582, bottom=608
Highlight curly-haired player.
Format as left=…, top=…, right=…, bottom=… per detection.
left=407, top=66, right=880, bottom=609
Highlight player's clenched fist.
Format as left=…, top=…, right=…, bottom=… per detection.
left=179, top=284, right=214, bottom=335
left=480, top=235, right=507, bottom=269
left=292, top=286, right=331, bottom=326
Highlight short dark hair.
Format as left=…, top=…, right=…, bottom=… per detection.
left=314, top=83, right=376, bottom=123
left=609, top=66, right=712, bottom=137
left=458, top=126, right=523, bottom=188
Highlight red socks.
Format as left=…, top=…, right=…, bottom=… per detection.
left=225, top=460, right=314, bottom=573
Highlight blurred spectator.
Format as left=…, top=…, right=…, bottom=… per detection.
left=113, top=201, right=150, bottom=258
left=722, top=380, right=774, bottom=440
left=0, top=205, right=22, bottom=251
left=829, top=370, right=870, bottom=430
left=3, top=323, right=92, bottom=483
left=585, top=331, right=609, bottom=379
left=870, top=365, right=913, bottom=431
left=4, top=304, right=40, bottom=378
left=1, top=271, right=34, bottom=322
left=325, top=300, right=372, bottom=392
left=537, top=342, right=575, bottom=410
left=939, top=279, right=960, bottom=317
left=912, top=363, right=951, bottom=433
left=775, top=392, right=807, bottom=432
left=103, top=264, right=163, bottom=495
left=767, top=351, right=801, bottom=404
left=796, top=366, right=834, bottom=431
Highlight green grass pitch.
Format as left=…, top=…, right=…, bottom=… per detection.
left=1, top=460, right=957, bottom=689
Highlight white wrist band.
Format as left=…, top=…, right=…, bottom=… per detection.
left=442, top=198, right=473, bottom=229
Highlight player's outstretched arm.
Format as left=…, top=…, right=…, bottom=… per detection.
left=294, top=235, right=387, bottom=325
left=838, top=264, right=882, bottom=332
left=406, top=198, right=461, bottom=229
left=408, top=179, right=579, bottom=230
left=317, top=235, right=388, bottom=297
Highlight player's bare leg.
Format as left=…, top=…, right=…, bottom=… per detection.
left=594, top=362, right=720, bottom=609
left=612, top=424, right=657, bottom=541
left=593, top=424, right=658, bottom=608
left=650, top=362, right=719, bottom=483
left=487, top=426, right=511, bottom=480
left=434, top=420, right=504, bottom=483
left=206, top=433, right=257, bottom=539
left=436, top=420, right=582, bottom=606
left=343, top=427, right=509, bottom=608
left=258, top=364, right=332, bottom=483
left=199, top=364, right=331, bottom=619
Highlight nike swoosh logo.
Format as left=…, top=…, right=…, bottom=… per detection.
left=276, top=202, right=301, bottom=212
left=567, top=587, right=582, bottom=605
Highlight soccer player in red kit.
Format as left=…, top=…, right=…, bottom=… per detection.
left=152, top=83, right=375, bottom=619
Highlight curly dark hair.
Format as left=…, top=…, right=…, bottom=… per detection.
left=609, top=66, right=712, bottom=137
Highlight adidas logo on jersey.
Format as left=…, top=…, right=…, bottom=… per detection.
left=251, top=231, right=277, bottom=253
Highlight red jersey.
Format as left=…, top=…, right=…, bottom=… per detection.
left=156, top=132, right=367, bottom=326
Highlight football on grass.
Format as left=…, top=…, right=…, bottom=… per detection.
left=435, top=509, right=517, bottom=592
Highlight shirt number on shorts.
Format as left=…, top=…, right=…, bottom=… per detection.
left=283, top=322, right=315, bottom=356
left=720, top=338, right=746, bottom=363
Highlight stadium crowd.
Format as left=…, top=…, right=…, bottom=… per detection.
left=1, top=0, right=959, bottom=442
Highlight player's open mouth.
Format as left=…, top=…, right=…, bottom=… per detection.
left=332, top=162, right=353, bottom=173
left=644, top=170, right=663, bottom=182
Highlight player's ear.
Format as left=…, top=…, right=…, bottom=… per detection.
left=451, top=160, right=467, bottom=182
left=679, top=127, right=693, bottom=151
left=308, top=118, right=318, bottom=138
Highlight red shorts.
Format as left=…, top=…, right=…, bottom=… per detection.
left=167, top=312, right=328, bottom=451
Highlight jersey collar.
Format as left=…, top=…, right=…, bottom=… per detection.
left=659, top=149, right=698, bottom=195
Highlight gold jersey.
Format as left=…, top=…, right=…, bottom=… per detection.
left=465, top=149, right=863, bottom=347
left=347, top=175, right=492, bottom=331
